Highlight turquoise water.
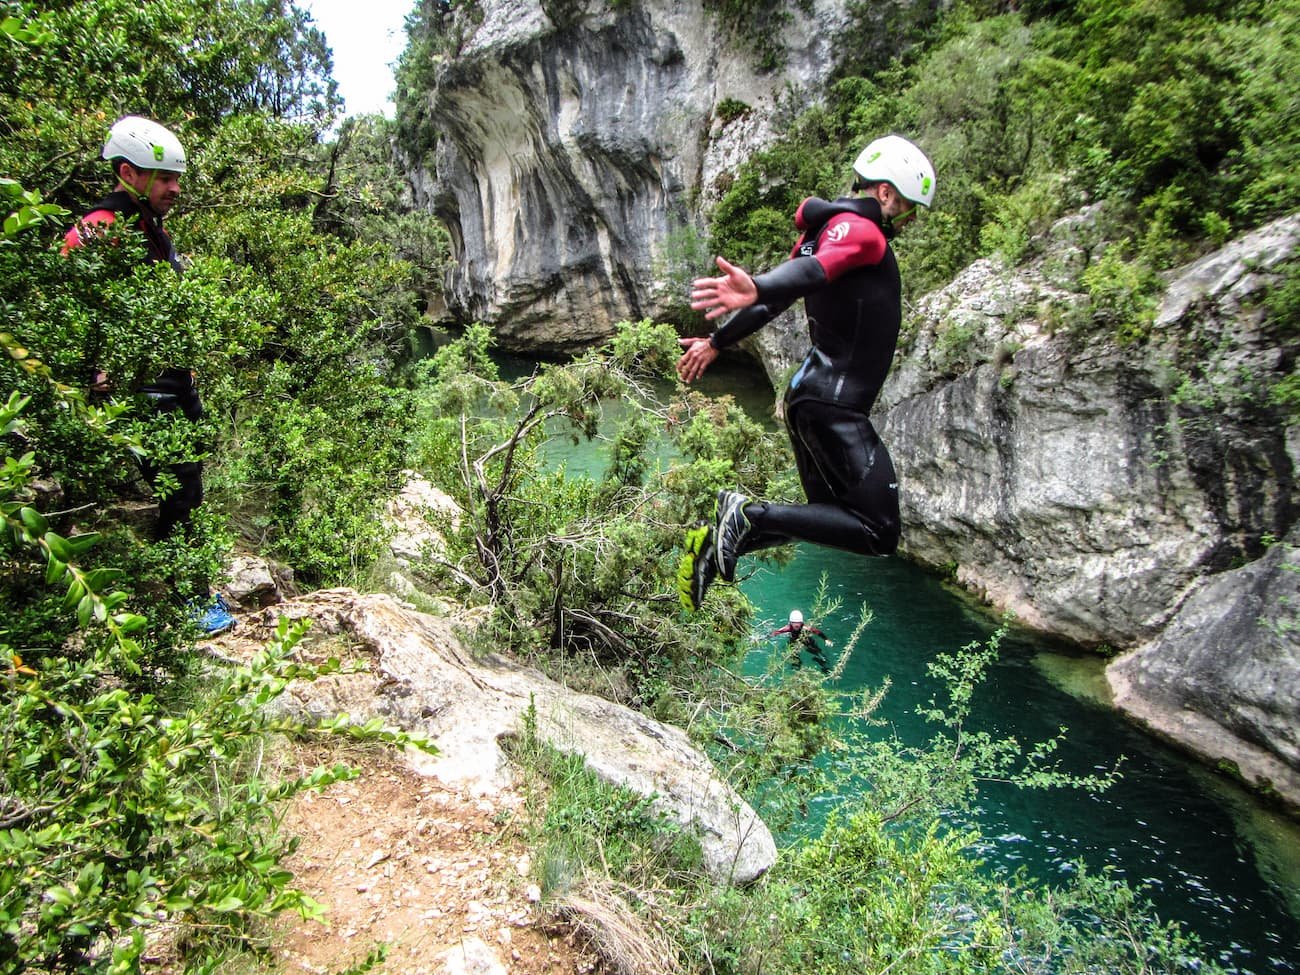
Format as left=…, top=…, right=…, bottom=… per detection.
left=506, top=352, right=1300, bottom=973
left=737, top=546, right=1300, bottom=975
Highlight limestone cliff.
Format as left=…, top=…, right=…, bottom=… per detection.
left=875, top=214, right=1298, bottom=644
left=404, top=0, right=851, bottom=353
left=873, top=211, right=1300, bottom=806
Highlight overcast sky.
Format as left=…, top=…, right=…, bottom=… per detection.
left=299, top=0, right=414, bottom=118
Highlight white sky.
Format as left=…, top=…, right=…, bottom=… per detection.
left=299, top=0, right=414, bottom=118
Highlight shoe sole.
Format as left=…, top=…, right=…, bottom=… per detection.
left=677, top=523, right=713, bottom=612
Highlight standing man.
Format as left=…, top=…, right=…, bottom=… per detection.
left=676, top=135, right=935, bottom=612
left=769, top=609, right=834, bottom=673
left=64, top=115, right=234, bottom=635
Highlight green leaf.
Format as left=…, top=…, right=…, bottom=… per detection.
left=76, top=594, right=93, bottom=629
left=45, top=556, right=66, bottom=585
left=67, top=532, right=102, bottom=555
left=18, top=506, right=47, bottom=536
left=83, top=567, right=124, bottom=590
left=44, top=886, right=75, bottom=907
left=44, top=532, right=73, bottom=562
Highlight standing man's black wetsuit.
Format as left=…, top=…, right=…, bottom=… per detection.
left=66, top=190, right=204, bottom=540
left=705, top=195, right=902, bottom=560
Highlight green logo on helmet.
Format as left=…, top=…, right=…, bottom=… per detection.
left=922, top=176, right=932, bottom=195
left=868, top=151, right=882, bottom=163
left=153, top=145, right=165, bottom=162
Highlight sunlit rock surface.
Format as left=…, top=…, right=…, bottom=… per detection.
left=404, top=0, right=850, bottom=352
left=254, top=589, right=777, bottom=884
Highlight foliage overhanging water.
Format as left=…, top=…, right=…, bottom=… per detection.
left=514, top=352, right=1300, bottom=974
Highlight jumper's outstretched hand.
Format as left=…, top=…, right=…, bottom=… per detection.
left=676, top=336, right=719, bottom=384
left=690, top=256, right=757, bottom=321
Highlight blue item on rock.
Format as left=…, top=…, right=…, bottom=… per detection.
left=193, top=593, right=235, bottom=636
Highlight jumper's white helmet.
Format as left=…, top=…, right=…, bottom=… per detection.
left=852, top=134, right=935, bottom=207
left=102, top=116, right=187, bottom=173
left=789, top=610, right=804, bottom=624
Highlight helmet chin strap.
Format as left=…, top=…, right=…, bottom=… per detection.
left=118, top=163, right=158, bottom=209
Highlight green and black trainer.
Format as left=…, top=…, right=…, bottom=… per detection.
left=677, top=522, right=718, bottom=613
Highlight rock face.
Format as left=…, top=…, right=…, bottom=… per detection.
left=876, top=213, right=1299, bottom=649
left=870, top=211, right=1300, bottom=806
left=406, top=0, right=852, bottom=352
left=1108, top=528, right=1300, bottom=807
left=255, top=589, right=777, bottom=884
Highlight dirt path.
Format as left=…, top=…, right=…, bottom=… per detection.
left=269, top=746, right=603, bottom=975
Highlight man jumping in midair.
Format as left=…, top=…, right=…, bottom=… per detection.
left=676, top=135, right=936, bottom=612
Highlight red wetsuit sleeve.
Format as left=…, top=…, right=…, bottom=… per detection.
left=808, top=213, right=887, bottom=282
left=62, top=209, right=118, bottom=254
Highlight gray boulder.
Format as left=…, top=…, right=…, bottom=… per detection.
left=252, top=589, right=776, bottom=884
left=1108, top=530, right=1300, bottom=810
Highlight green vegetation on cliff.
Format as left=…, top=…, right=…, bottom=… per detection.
left=709, top=0, right=1300, bottom=307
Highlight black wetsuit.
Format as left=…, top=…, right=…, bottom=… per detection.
left=68, top=191, right=203, bottom=540
left=771, top=621, right=831, bottom=673
left=709, top=196, right=902, bottom=558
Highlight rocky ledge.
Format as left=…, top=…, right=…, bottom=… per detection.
left=229, top=588, right=776, bottom=885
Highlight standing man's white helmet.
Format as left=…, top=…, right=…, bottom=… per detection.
left=853, top=134, right=935, bottom=207
left=789, top=609, right=804, bottom=625
left=102, top=116, right=187, bottom=173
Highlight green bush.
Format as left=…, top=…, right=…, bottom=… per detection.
left=714, top=98, right=752, bottom=125
left=1080, top=241, right=1162, bottom=345
left=0, top=9, right=439, bottom=970
left=700, top=0, right=804, bottom=72
left=1, top=363, right=431, bottom=972
left=706, top=0, right=1300, bottom=303
left=402, top=320, right=790, bottom=694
